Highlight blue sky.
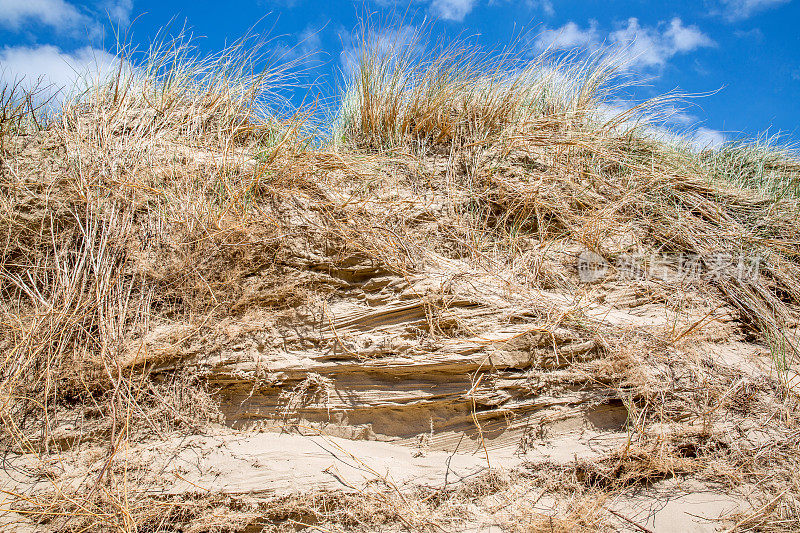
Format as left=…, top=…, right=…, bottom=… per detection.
left=0, top=0, right=798, bottom=146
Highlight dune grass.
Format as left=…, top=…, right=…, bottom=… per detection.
left=334, top=31, right=628, bottom=151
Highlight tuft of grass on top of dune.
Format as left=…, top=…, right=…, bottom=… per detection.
left=334, top=35, right=625, bottom=151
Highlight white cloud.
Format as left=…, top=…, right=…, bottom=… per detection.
left=691, top=127, right=727, bottom=150
left=526, top=0, right=554, bottom=16
left=719, top=0, right=790, bottom=21
left=589, top=95, right=720, bottom=153
left=429, top=0, right=477, bottom=21
left=271, top=26, right=324, bottom=69
left=611, top=18, right=715, bottom=68
left=635, top=122, right=727, bottom=152
left=535, top=21, right=600, bottom=51
left=661, top=104, right=698, bottom=126
left=734, top=27, right=764, bottom=39
left=0, top=0, right=90, bottom=31
left=376, top=0, right=477, bottom=21
left=534, top=18, right=715, bottom=70
left=664, top=18, right=715, bottom=53
left=339, top=26, right=421, bottom=76
left=100, top=0, right=133, bottom=25
left=0, top=0, right=134, bottom=32
left=0, top=45, right=119, bottom=97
